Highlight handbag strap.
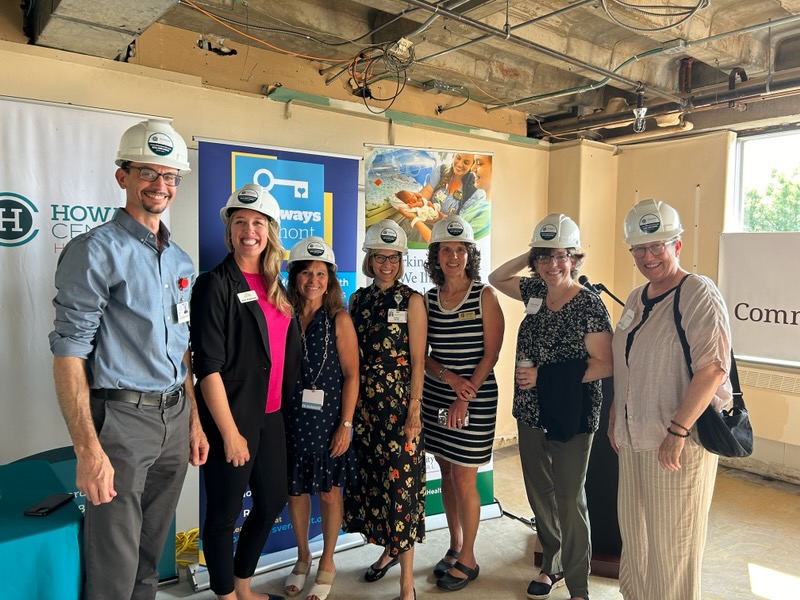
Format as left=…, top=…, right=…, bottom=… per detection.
left=672, top=274, right=744, bottom=411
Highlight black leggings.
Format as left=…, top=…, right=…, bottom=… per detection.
left=201, top=411, right=288, bottom=594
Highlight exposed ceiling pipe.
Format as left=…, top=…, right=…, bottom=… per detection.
left=531, top=75, right=800, bottom=138
left=416, top=0, right=594, bottom=63
left=401, top=0, right=685, bottom=104
left=506, top=12, right=800, bottom=113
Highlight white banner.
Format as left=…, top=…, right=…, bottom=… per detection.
left=0, top=98, right=145, bottom=462
left=718, top=232, right=800, bottom=367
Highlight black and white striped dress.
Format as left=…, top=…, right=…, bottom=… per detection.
left=422, top=281, right=498, bottom=466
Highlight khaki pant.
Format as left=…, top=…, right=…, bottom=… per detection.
left=618, top=442, right=718, bottom=600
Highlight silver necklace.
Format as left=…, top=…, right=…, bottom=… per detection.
left=300, top=311, right=330, bottom=390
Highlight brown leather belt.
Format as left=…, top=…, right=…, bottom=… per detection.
left=93, top=388, right=183, bottom=409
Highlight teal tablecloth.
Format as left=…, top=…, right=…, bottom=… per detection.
left=0, top=459, right=82, bottom=600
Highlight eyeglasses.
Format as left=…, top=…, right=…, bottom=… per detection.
left=371, top=253, right=401, bottom=264
left=534, top=253, right=571, bottom=265
left=629, top=240, right=675, bottom=259
left=126, top=166, right=182, bottom=187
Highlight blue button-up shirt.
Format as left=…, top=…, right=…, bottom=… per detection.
left=49, top=209, right=195, bottom=393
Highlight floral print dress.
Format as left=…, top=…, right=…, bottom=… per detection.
left=342, top=281, right=426, bottom=556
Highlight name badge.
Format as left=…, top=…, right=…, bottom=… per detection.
left=302, top=388, right=325, bottom=410
left=525, top=297, right=542, bottom=314
left=388, top=309, right=407, bottom=323
left=458, top=310, right=477, bottom=321
left=237, top=290, right=258, bottom=303
left=176, top=301, right=190, bottom=324
left=617, top=309, right=635, bottom=331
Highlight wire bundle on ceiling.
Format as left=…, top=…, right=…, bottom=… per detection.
left=600, top=0, right=710, bottom=33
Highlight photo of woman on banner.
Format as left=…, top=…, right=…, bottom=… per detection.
left=364, top=147, right=492, bottom=247
left=283, top=237, right=359, bottom=600
left=190, top=183, right=301, bottom=600
left=396, top=152, right=489, bottom=243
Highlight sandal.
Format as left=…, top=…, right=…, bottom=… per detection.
left=364, top=556, right=399, bottom=582
left=433, top=548, right=460, bottom=579
left=306, top=569, right=335, bottom=600
left=526, top=571, right=565, bottom=600
left=436, top=561, right=480, bottom=591
left=284, top=560, right=311, bottom=597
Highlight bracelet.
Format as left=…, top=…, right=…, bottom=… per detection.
left=666, top=426, right=690, bottom=438
left=411, top=217, right=421, bottom=227
left=410, top=397, right=422, bottom=404
left=437, top=366, right=448, bottom=381
left=670, top=419, right=691, bottom=434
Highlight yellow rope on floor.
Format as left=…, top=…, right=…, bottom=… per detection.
left=175, top=528, right=200, bottom=567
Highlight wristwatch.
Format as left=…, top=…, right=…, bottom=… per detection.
left=341, top=420, right=353, bottom=428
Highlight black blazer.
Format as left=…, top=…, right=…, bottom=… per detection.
left=190, top=254, right=300, bottom=447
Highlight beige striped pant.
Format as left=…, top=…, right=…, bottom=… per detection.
left=617, top=441, right=718, bottom=600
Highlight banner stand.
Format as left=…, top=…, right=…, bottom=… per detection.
left=188, top=532, right=365, bottom=592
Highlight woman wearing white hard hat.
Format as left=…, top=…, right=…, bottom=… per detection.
left=422, top=215, right=505, bottom=592
left=489, top=213, right=612, bottom=600
left=282, top=237, right=358, bottom=600
left=342, top=220, right=426, bottom=600
left=610, top=199, right=732, bottom=600
left=190, top=184, right=301, bottom=600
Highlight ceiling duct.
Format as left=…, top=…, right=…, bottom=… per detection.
left=28, top=0, right=178, bottom=60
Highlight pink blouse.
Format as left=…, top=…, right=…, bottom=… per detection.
left=243, top=272, right=290, bottom=413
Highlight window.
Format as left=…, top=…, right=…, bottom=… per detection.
left=735, top=131, right=800, bottom=232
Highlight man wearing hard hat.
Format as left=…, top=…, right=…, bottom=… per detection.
left=49, top=119, right=209, bottom=600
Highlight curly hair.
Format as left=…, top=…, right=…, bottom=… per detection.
left=423, top=242, right=482, bottom=287
left=224, top=210, right=292, bottom=316
left=287, top=260, right=344, bottom=318
left=527, top=246, right=586, bottom=281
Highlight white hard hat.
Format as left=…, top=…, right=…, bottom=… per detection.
left=623, top=199, right=683, bottom=245
left=220, top=184, right=281, bottom=227
left=115, top=119, right=191, bottom=172
left=363, top=219, right=408, bottom=254
left=529, top=213, right=580, bottom=248
left=287, top=236, right=336, bottom=271
left=430, top=215, right=474, bottom=244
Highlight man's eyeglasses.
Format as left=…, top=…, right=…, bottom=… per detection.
left=372, top=253, right=401, bottom=264
left=534, top=253, right=571, bottom=265
left=126, top=166, right=182, bottom=187
left=629, top=240, right=675, bottom=259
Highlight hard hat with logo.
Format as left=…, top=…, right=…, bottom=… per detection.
left=115, top=119, right=191, bottom=172
left=220, top=184, right=281, bottom=226
left=623, top=199, right=683, bottom=245
left=529, top=213, right=580, bottom=248
left=287, top=236, right=336, bottom=271
left=430, top=215, right=475, bottom=245
left=363, top=219, right=408, bottom=254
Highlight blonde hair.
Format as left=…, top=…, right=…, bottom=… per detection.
left=224, top=211, right=292, bottom=316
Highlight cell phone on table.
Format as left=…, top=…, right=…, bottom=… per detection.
left=23, top=492, right=75, bottom=517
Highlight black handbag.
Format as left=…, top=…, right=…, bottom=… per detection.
left=673, top=275, right=753, bottom=458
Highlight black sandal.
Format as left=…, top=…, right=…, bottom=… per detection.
left=526, top=571, right=565, bottom=599
left=364, top=556, right=399, bottom=582
left=432, top=548, right=460, bottom=579
left=436, top=561, right=480, bottom=591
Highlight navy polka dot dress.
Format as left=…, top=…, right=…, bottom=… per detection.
left=285, top=308, right=356, bottom=495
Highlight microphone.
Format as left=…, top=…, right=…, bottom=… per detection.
left=578, top=275, right=625, bottom=306
left=578, top=275, right=599, bottom=292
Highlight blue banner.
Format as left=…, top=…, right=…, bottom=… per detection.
left=196, top=139, right=360, bottom=564
left=198, top=140, right=359, bottom=301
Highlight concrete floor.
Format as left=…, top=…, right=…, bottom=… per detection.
left=158, top=444, right=800, bottom=600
